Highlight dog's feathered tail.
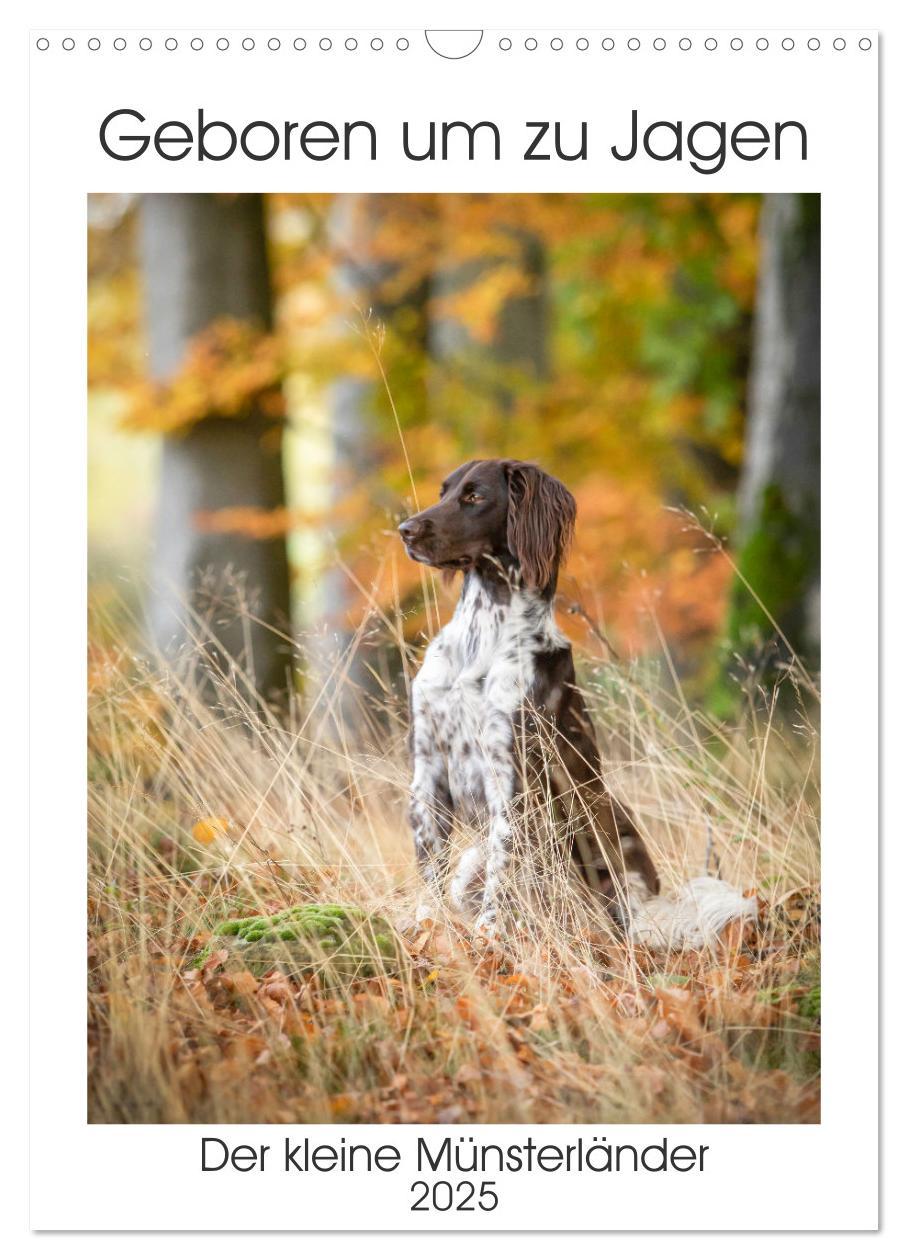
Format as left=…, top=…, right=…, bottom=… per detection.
left=621, top=874, right=758, bottom=950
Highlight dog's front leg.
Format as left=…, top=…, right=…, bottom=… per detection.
left=474, top=810, right=513, bottom=934
left=450, top=844, right=486, bottom=915
left=474, top=712, right=517, bottom=934
left=409, top=750, right=454, bottom=922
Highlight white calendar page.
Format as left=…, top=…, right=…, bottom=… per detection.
left=26, top=0, right=878, bottom=1234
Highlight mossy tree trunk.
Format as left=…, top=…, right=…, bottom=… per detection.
left=139, top=194, right=292, bottom=702
left=715, top=194, right=820, bottom=708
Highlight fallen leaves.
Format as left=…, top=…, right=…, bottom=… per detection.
left=221, top=969, right=259, bottom=997
left=88, top=868, right=820, bottom=1127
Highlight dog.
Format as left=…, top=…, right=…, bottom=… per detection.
left=398, top=458, right=661, bottom=933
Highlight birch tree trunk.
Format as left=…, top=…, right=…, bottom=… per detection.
left=139, top=194, right=292, bottom=701
left=319, top=194, right=431, bottom=718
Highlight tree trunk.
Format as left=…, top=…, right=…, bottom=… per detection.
left=429, top=209, right=549, bottom=426
left=314, top=195, right=431, bottom=721
left=721, top=193, right=820, bottom=694
left=138, top=194, right=292, bottom=700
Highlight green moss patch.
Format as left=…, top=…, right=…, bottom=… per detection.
left=206, top=903, right=402, bottom=980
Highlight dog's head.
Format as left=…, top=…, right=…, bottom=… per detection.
left=398, top=459, right=576, bottom=595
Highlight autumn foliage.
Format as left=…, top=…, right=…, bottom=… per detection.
left=88, top=192, right=760, bottom=672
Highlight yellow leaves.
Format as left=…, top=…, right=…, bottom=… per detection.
left=191, top=816, right=229, bottom=845
left=716, top=196, right=761, bottom=303
left=87, top=270, right=143, bottom=388
left=431, top=262, right=535, bottom=343
left=122, top=318, right=285, bottom=434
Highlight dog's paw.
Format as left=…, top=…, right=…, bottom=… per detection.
left=471, top=910, right=502, bottom=943
left=410, top=902, right=443, bottom=931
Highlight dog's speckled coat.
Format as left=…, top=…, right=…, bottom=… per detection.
left=401, top=458, right=755, bottom=944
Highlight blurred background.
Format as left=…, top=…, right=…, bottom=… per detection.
left=87, top=192, right=820, bottom=713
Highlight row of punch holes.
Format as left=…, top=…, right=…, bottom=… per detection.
left=34, top=34, right=874, bottom=53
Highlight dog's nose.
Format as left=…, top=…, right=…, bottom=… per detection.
left=399, top=518, right=427, bottom=544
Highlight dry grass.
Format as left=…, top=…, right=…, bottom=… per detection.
left=87, top=590, right=820, bottom=1125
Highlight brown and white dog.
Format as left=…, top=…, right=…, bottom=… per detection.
left=399, top=458, right=756, bottom=945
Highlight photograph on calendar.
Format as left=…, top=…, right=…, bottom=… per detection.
left=87, top=191, right=820, bottom=1126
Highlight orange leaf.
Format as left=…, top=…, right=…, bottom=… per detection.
left=225, top=970, right=259, bottom=997
left=191, top=816, right=230, bottom=844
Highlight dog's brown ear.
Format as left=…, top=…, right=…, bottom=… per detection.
left=505, top=462, right=576, bottom=593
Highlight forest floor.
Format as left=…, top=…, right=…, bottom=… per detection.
left=87, top=613, right=820, bottom=1125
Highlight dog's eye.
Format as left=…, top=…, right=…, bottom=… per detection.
left=461, top=492, right=483, bottom=505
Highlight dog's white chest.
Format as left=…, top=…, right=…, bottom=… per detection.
left=411, top=577, right=562, bottom=816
